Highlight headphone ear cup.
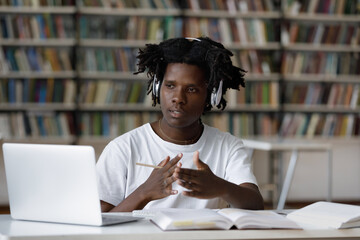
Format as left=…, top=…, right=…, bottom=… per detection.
left=211, top=90, right=216, bottom=107
left=152, top=75, right=161, bottom=102
left=211, top=80, right=223, bottom=107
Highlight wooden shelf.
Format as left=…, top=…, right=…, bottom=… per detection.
left=0, top=39, right=76, bottom=47
left=78, top=7, right=181, bottom=16
left=78, top=39, right=158, bottom=48
left=78, top=103, right=159, bottom=111
left=78, top=71, right=147, bottom=80
left=226, top=105, right=280, bottom=112
left=283, top=74, right=360, bottom=83
left=0, top=103, right=76, bottom=111
left=79, top=39, right=282, bottom=50
left=226, top=42, right=282, bottom=50
left=284, top=13, right=360, bottom=22
left=283, top=43, right=360, bottom=52
left=283, top=104, right=360, bottom=113
left=0, top=6, right=76, bottom=14
left=183, top=10, right=281, bottom=19
left=0, top=71, right=76, bottom=79
left=2, top=136, right=76, bottom=144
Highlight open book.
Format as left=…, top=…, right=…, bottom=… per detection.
left=286, top=201, right=360, bottom=229
left=150, top=208, right=300, bottom=230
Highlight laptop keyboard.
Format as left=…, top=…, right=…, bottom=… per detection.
left=101, top=214, right=142, bottom=225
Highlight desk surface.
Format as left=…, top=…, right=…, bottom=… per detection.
left=243, top=139, right=332, bottom=151
left=1, top=215, right=360, bottom=240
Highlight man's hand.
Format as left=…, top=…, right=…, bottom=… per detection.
left=139, top=153, right=183, bottom=201
left=174, top=151, right=226, bottom=199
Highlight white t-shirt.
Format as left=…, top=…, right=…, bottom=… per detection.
left=96, top=123, right=257, bottom=209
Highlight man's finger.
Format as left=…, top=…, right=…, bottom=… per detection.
left=158, top=156, right=170, bottom=167
left=164, top=153, right=183, bottom=170
left=193, top=151, right=205, bottom=170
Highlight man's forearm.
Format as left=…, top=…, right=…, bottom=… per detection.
left=220, top=180, right=264, bottom=210
left=108, top=185, right=151, bottom=212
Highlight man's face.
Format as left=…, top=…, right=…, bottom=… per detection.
left=160, top=63, right=208, bottom=129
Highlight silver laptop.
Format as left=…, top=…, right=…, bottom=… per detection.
left=2, top=143, right=141, bottom=226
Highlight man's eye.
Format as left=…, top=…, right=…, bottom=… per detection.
left=188, top=88, right=196, bottom=93
left=166, top=84, right=174, bottom=89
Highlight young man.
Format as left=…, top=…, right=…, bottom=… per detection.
left=96, top=37, right=264, bottom=212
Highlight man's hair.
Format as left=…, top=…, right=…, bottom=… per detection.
left=134, top=37, right=246, bottom=112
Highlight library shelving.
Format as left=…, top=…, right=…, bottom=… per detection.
left=0, top=0, right=359, bottom=148
left=280, top=0, right=360, bottom=139
left=0, top=1, right=77, bottom=144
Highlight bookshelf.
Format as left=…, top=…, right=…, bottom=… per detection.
left=0, top=1, right=77, bottom=144
left=280, top=0, right=360, bottom=138
left=0, top=0, right=359, bottom=149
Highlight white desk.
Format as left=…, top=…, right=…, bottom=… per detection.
left=1, top=215, right=360, bottom=240
left=243, top=140, right=332, bottom=211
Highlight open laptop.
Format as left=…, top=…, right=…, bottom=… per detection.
left=2, top=143, right=142, bottom=226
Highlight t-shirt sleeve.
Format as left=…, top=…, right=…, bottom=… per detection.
left=224, top=139, right=258, bottom=186
left=96, top=141, right=128, bottom=207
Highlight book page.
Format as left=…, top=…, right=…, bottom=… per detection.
left=151, top=209, right=233, bottom=230
left=218, top=208, right=300, bottom=229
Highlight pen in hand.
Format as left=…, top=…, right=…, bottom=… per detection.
left=135, top=163, right=162, bottom=169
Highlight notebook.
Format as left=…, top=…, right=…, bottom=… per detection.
left=2, top=143, right=142, bottom=226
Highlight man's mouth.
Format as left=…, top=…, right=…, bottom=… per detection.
left=169, top=109, right=184, bottom=118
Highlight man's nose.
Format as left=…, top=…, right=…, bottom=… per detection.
left=172, top=88, right=186, bottom=105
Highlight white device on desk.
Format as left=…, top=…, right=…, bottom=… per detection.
left=2, top=143, right=141, bottom=226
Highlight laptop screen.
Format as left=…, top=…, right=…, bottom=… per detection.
left=3, top=143, right=104, bottom=226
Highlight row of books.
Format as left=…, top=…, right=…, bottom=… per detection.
left=1, top=47, right=72, bottom=72
left=286, top=0, right=359, bottom=15
left=79, top=0, right=179, bottom=8
left=0, top=0, right=74, bottom=6
left=284, top=23, right=359, bottom=45
left=227, top=82, right=279, bottom=106
left=184, top=0, right=278, bottom=12
left=79, top=80, right=149, bottom=105
left=79, top=16, right=181, bottom=41
left=79, top=15, right=279, bottom=45
left=78, top=48, right=279, bottom=75
left=5, top=0, right=357, bottom=16
left=233, top=50, right=281, bottom=74
left=78, top=112, right=279, bottom=137
left=280, top=113, right=360, bottom=137
left=0, top=78, right=75, bottom=104
left=8, top=49, right=358, bottom=77
left=79, top=112, right=161, bottom=137
left=203, top=112, right=279, bottom=137
left=0, top=77, right=279, bottom=106
left=281, top=52, right=360, bottom=75
left=78, top=79, right=279, bottom=106
left=0, top=14, right=74, bottom=40
left=78, top=48, right=137, bottom=72
left=183, top=17, right=277, bottom=45
left=0, top=111, right=74, bottom=139
left=2, top=110, right=359, bottom=139
left=284, top=83, right=360, bottom=107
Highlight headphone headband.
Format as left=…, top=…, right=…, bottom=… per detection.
left=185, top=37, right=201, bottom=42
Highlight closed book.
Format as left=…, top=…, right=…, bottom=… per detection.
left=287, top=201, right=360, bottom=229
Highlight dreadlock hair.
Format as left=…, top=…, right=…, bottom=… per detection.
left=134, top=37, right=246, bottom=112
